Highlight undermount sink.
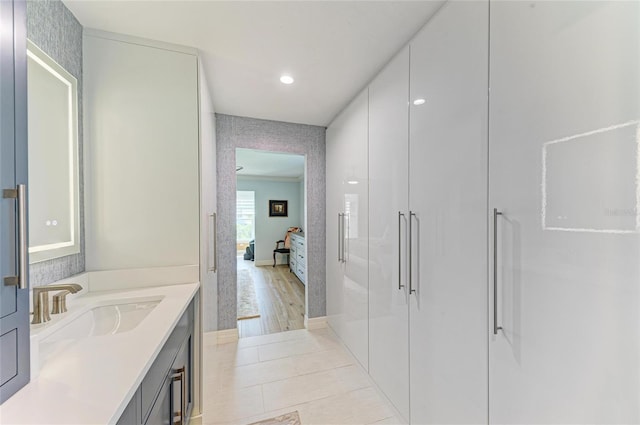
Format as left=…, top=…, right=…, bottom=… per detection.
left=60, top=300, right=161, bottom=337
left=37, top=298, right=162, bottom=369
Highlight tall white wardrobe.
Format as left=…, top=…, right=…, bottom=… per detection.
left=325, top=1, right=640, bottom=424
left=83, top=30, right=218, bottom=415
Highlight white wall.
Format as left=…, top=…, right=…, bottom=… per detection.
left=83, top=31, right=199, bottom=270
left=236, top=176, right=303, bottom=265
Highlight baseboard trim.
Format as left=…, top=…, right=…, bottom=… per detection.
left=215, top=328, right=239, bottom=344
left=304, top=315, right=327, bottom=330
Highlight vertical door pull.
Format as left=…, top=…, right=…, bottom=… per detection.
left=398, top=211, right=405, bottom=290
left=341, top=213, right=345, bottom=263
left=208, top=213, right=217, bottom=272
left=343, top=213, right=349, bottom=263
left=337, top=213, right=343, bottom=262
left=408, top=211, right=417, bottom=295
left=3, top=184, right=28, bottom=289
left=493, top=208, right=503, bottom=335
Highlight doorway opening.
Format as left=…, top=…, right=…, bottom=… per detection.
left=235, top=148, right=307, bottom=338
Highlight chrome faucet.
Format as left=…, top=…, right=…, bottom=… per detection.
left=32, top=283, right=83, bottom=324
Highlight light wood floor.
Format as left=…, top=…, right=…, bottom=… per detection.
left=237, top=258, right=305, bottom=338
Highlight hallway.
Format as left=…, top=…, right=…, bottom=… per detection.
left=237, top=258, right=305, bottom=338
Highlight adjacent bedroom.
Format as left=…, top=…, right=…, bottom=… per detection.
left=235, top=148, right=306, bottom=338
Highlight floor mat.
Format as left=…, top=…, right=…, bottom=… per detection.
left=237, top=268, right=260, bottom=320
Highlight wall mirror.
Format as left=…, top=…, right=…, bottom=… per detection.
left=27, top=40, right=80, bottom=263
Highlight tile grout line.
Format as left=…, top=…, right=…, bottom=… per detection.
left=262, top=382, right=374, bottom=418
left=243, top=346, right=348, bottom=368
left=207, top=366, right=372, bottom=418
left=220, top=360, right=358, bottom=390
left=240, top=328, right=333, bottom=348
left=256, top=343, right=343, bottom=363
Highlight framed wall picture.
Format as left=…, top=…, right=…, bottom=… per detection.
left=269, top=200, right=288, bottom=217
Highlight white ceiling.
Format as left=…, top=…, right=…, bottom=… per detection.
left=236, top=148, right=304, bottom=178
left=63, top=1, right=444, bottom=127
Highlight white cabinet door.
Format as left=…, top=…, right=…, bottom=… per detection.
left=84, top=34, right=199, bottom=270
left=408, top=2, right=489, bottom=423
left=341, top=89, right=370, bottom=370
left=368, top=47, right=410, bottom=421
left=199, top=60, right=217, bottom=334
left=326, top=116, right=345, bottom=341
left=489, top=2, right=640, bottom=423
left=326, top=89, right=369, bottom=369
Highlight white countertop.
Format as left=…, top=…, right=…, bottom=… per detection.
left=0, top=282, right=199, bottom=425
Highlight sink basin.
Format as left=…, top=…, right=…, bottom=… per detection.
left=37, top=298, right=162, bottom=370
left=58, top=300, right=160, bottom=337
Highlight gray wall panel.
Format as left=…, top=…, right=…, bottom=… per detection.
left=216, top=114, right=326, bottom=330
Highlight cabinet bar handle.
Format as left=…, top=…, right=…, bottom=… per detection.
left=409, top=211, right=416, bottom=295
left=493, top=208, right=503, bottom=335
left=213, top=213, right=217, bottom=272
left=208, top=213, right=217, bottom=272
left=3, top=184, right=28, bottom=289
left=398, top=211, right=405, bottom=290
left=180, top=366, right=187, bottom=422
left=343, top=213, right=349, bottom=263
left=337, top=213, right=342, bottom=262
left=171, top=367, right=185, bottom=425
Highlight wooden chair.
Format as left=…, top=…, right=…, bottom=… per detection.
left=273, top=240, right=290, bottom=267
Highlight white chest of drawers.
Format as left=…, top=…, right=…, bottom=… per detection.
left=289, top=233, right=306, bottom=284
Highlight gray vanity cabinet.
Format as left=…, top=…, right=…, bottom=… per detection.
left=117, top=393, right=138, bottom=425
left=0, top=0, right=29, bottom=405
left=117, top=299, right=194, bottom=425
left=145, top=334, right=192, bottom=425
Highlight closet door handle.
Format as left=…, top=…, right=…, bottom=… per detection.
left=337, top=213, right=342, bottom=262
left=343, top=213, right=349, bottom=263
left=340, top=213, right=345, bottom=263
left=398, top=211, right=405, bottom=290
left=408, top=211, right=416, bottom=295
left=208, top=213, right=217, bottom=272
left=493, top=208, right=503, bottom=335
left=3, top=184, right=28, bottom=289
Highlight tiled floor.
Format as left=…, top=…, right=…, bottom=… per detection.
left=201, top=328, right=402, bottom=425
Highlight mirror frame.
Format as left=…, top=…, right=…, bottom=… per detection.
left=27, top=40, right=80, bottom=263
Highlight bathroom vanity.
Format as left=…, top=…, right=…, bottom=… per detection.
left=0, top=281, right=198, bottom=424
left=118, top=298, right=194, bottom=425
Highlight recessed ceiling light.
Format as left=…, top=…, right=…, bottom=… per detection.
left=280, top=75, right=294, bottom=85
left=347, top=180, right=359, bottom=185
left=413, top=98, right=426, bottom=106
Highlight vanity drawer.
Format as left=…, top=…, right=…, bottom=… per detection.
left=140, top=301, right=193, bottom=423
left=289, top=258, right=297, bottom=270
